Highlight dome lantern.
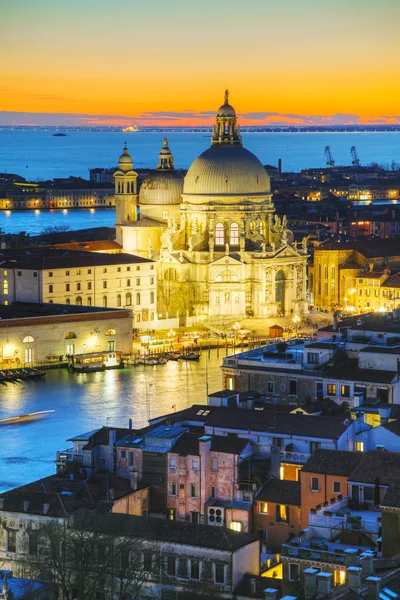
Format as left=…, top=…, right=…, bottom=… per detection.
left=212, top=89, right=242, bottom=146
left=157, top=137, right=175, bottom=171
left=118, top=145, right=133, bottom=172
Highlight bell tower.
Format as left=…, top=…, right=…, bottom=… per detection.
left=114, top=145, right=138, bottom=247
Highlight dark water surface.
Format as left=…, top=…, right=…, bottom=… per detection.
left=0, top=352, right=222, bottom=492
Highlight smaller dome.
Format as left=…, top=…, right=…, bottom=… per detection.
left=217, top=103, right=236, bottom=118
left=139, top=171, right=183, bottom=206
left=118, top=146, right=133, bottom=172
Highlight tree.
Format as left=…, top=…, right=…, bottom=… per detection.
left=40, top=225, right=71, bottom=235
left=16, top=511, right=158, bottom=600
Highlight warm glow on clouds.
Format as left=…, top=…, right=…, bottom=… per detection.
left=1, top=0, right=399, bottom=126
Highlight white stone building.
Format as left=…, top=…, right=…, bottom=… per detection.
left=0, top=303, right=133, bottom=366
left=114, top=91, right=308, bottom=321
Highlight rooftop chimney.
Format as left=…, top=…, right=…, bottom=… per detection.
left=344, top=548, right=358, bottom=567
left=23, top=501, right=30, bottom=512
left=317, top=572, right=332, bottom=599
left=43, top=503, right=50, bottom=515
left=130, top=471, right=138, bottom=491
left=366, top=576, right=381, bottom=600
left=347, top=566, right=362, bottom=595
left=303, top=568, right=319, bottom=600
left=250, top=578, right=257, bottom=595
left=264, top=588, right=278, bottom=600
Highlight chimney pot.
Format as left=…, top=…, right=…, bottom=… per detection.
left=250, top=578, right=257, bottom=595
left=264, top=588, right=278, bottom=600
left=304, top=568, right=319, bottom=600
left=317, top=572, right=332, bottom=599
left=366, top=576, right=381, bottom=600
left=347, top=566, right=362, bottom=595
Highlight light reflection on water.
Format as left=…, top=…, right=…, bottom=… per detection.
left=0, top=352, right=223, bottom=492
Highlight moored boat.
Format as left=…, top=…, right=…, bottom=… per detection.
left=70, top=351, right=124, bottom=372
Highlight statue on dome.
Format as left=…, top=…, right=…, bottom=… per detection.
left=224, top=89, right=229, bottom=104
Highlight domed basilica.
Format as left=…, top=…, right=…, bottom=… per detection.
left=114, top=92, right=307, bottom=320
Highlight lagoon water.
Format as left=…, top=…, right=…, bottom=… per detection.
left=1, top=129, right=399, bottom=181
left=0, top=353, right=222, bottom=493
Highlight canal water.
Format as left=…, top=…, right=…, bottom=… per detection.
left=0, top=352, right=223, bottom=493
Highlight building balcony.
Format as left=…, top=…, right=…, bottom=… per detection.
left=56, top=448, right=84, bottom=463
left=280, top=449, right=311, bottom=463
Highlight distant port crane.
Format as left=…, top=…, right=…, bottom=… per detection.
left=324, top=146, right=335, bottom=168
left=351, top=146, right=360, bottom=166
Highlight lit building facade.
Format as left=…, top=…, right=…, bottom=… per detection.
left=115, top=92, right=308, bottom=319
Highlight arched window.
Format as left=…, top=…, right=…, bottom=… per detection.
left=215, top=269, right=239, bottom=283
left=215, top=223, right=224, bottom=246
left=164, top=268, right=177, bottom=281
left=259, top=220, right=265, bottom=236
left=105, top=328, right=116, bottom=336
left=117, top=294, right=122, bottom=307
left=126, top=292, right=132, bottom=306
left=65, top=332, right=77, bottom=339
left=76, top=296, right=82, bottom=306
left=150, top=291, right=154, bottom=304
left=230, top=223, right=239, bottom=245
left=87, top=297, right=92, bottom=306
left=65, top=298, right=70, bottom=305
left=103, top=296, right=107, bottom=308
left=23, top=335, right=35, bottom=343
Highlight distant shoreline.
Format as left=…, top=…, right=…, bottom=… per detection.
left=1, top=126, right=399, bottom=133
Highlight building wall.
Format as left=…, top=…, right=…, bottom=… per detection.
left=0, top=310, right=132, bottom=366
left=112, top=488, right=149, bottom=517
left=0, top=261, right=157, bottom=327
left=381, top=508, right=400, bottom=558
left=254, top=500, right=302, bottom=549
left=300, top=471, right=348, bottom=529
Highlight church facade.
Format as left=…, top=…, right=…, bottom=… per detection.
left=115, top=92, right=308, bottom=321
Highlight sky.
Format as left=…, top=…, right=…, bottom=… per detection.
left=1, top=0, right=400, bottom=127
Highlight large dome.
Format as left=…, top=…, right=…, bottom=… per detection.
left=183, top=144, right=270, bottom=196
left=139, top=170, right=184, bottom=206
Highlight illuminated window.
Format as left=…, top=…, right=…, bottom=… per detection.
left=356, top=441, right=364, bottom=452
left=215, top=269, right=239, bottom=282
left=327, top=384, right=337, bottom=396
left=215, top=222, right=225, bottom=245
left=276, top=504, right=289, bottom=523
left=230, top=223, right=239, bottom=245
left=260, top=502, right=268, bottom=514
left=162, top=210, right=169, bottom=220
left=3, top=280, right=8, bottom=295
left=341, top=385, right=350, bottom=398
left=334, top=570, right=346, bottom=586
left=23, top=335, right=35, bottom=343
left=105, top=329, right=116, bottom=336
left=230, top=521, right=242, bottom=532
left=65, top=332, right=76, bottom=339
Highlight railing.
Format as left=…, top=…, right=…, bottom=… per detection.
left=309, top=513, right=381, bottom=535
left=280, top=450, right=311, bottom=463
left=56, top=448, right=84, bottom=463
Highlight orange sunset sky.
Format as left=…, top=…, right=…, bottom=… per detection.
left=1, top=0, right=400, bottom=126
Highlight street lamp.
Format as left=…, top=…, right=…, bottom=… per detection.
left=292, top=315, right=301, bottom=337
left=232, top=322, right=241, bottom=353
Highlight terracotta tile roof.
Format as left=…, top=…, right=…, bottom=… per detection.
left=302, top=449, right=364, bottom=476
left=381, top=485, right=400, bottom=509
left=205, top=407, right=350, bottom=440
left=348, top=451, right=400, bottom=485
left=91, top=512, right=260, bottom=550
left=0, top=472, right=136, bottom=518
left=256, top=479, right=301, bottom=506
